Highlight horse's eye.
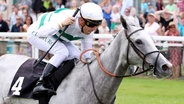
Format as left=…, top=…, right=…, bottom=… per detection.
left=135, top=39, right=143, bottom=44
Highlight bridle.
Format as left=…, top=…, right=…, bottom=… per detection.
left=80, top=28, right=161, bottom=78
left=124, top=28, right=161, bottom=77
left=80, top=28, right=161, bottom=104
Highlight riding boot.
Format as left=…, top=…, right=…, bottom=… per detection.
left=33, top=63, right=57, bottom=96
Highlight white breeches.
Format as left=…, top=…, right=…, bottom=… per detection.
left=27, top=33, right=80, bottom=68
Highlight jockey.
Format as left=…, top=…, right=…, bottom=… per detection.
left=27, top=2, right=103, bottom=96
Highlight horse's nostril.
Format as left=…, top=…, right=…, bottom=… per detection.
left=162, top=65, right=168, bottom=71
left=150, top=65, right=154, bottom=68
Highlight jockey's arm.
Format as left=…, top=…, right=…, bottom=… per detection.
left=36, top=22, right=59, bottom=37
left=36, top=13, right=74, bottom=37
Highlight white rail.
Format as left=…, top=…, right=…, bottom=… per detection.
left=0, top=32, right=184, bottom=58
left=0, top=32, right=38, bottom=58
left=0, top=32, right=27, bottom=37
left=152, top=36, right=184, bottom=47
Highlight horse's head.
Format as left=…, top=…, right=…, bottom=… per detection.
left=120, top=16, right=172, bottom=78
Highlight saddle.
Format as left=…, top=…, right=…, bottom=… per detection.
left=8, top=58, right=77, bottom=98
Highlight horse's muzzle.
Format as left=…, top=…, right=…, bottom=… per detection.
left=154, top=63, right=172, bottom=78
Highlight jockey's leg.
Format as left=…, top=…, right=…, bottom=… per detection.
left=64, top=41, right=80, bottom=60
left=27, top=35, right=69, bottom=96
left=33, top=47, right=69, bottom=96
left=46, top=42, right=80, bottom=90
left=34, top=47, right=69, bottom=96
left=33, top=63, right=57, bottom=95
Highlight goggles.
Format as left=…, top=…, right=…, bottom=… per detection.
left=80, top=12, right=102, bottom=27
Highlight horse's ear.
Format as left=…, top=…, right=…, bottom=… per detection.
left=120, top=15, right=128, bottom=30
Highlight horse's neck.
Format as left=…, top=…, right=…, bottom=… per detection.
left=88, top=30, right=129, bottom=102
left=54, top=30, right=130, bottom=103
left=100, top=31, right=129, bottom=74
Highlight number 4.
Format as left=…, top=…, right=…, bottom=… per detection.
left=11, top=77, right=24, bottom=95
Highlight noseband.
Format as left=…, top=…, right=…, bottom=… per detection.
left=124, top=28, right=160, bottom=77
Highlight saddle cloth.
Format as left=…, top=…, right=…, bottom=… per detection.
left=8, top=58, right=76, bottom=98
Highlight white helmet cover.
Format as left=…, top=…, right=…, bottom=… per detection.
left=80, top=2, right=103, bottom=21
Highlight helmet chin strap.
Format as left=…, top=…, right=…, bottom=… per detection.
left=81, top=26, right=84, bottom=33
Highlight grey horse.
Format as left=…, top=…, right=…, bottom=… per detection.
left=0, top=17, right=172, bottom=104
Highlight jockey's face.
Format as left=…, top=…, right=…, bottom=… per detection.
left=82, top=24, right=99, bottom=34
left=79, top=17, right=101, bottom=34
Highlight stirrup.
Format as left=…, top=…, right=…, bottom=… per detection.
left=32, top=84, right=56, bottom=98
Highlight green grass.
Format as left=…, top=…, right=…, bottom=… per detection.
left=116, top=77, right=184, bottom=104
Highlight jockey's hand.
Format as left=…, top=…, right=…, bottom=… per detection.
left=61, top=17, right=75, bottom=27
left=86, top=58, right=92, bottom=64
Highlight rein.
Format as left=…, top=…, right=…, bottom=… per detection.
left=80, top=49, right=154, bottom=78
left=80, top=29, right=161, bottom=78
left=80, top=49, right=116, bottom=104
left=80, top=49, right=118, bottom=77
left=79, top=29, right=161, bottom=104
